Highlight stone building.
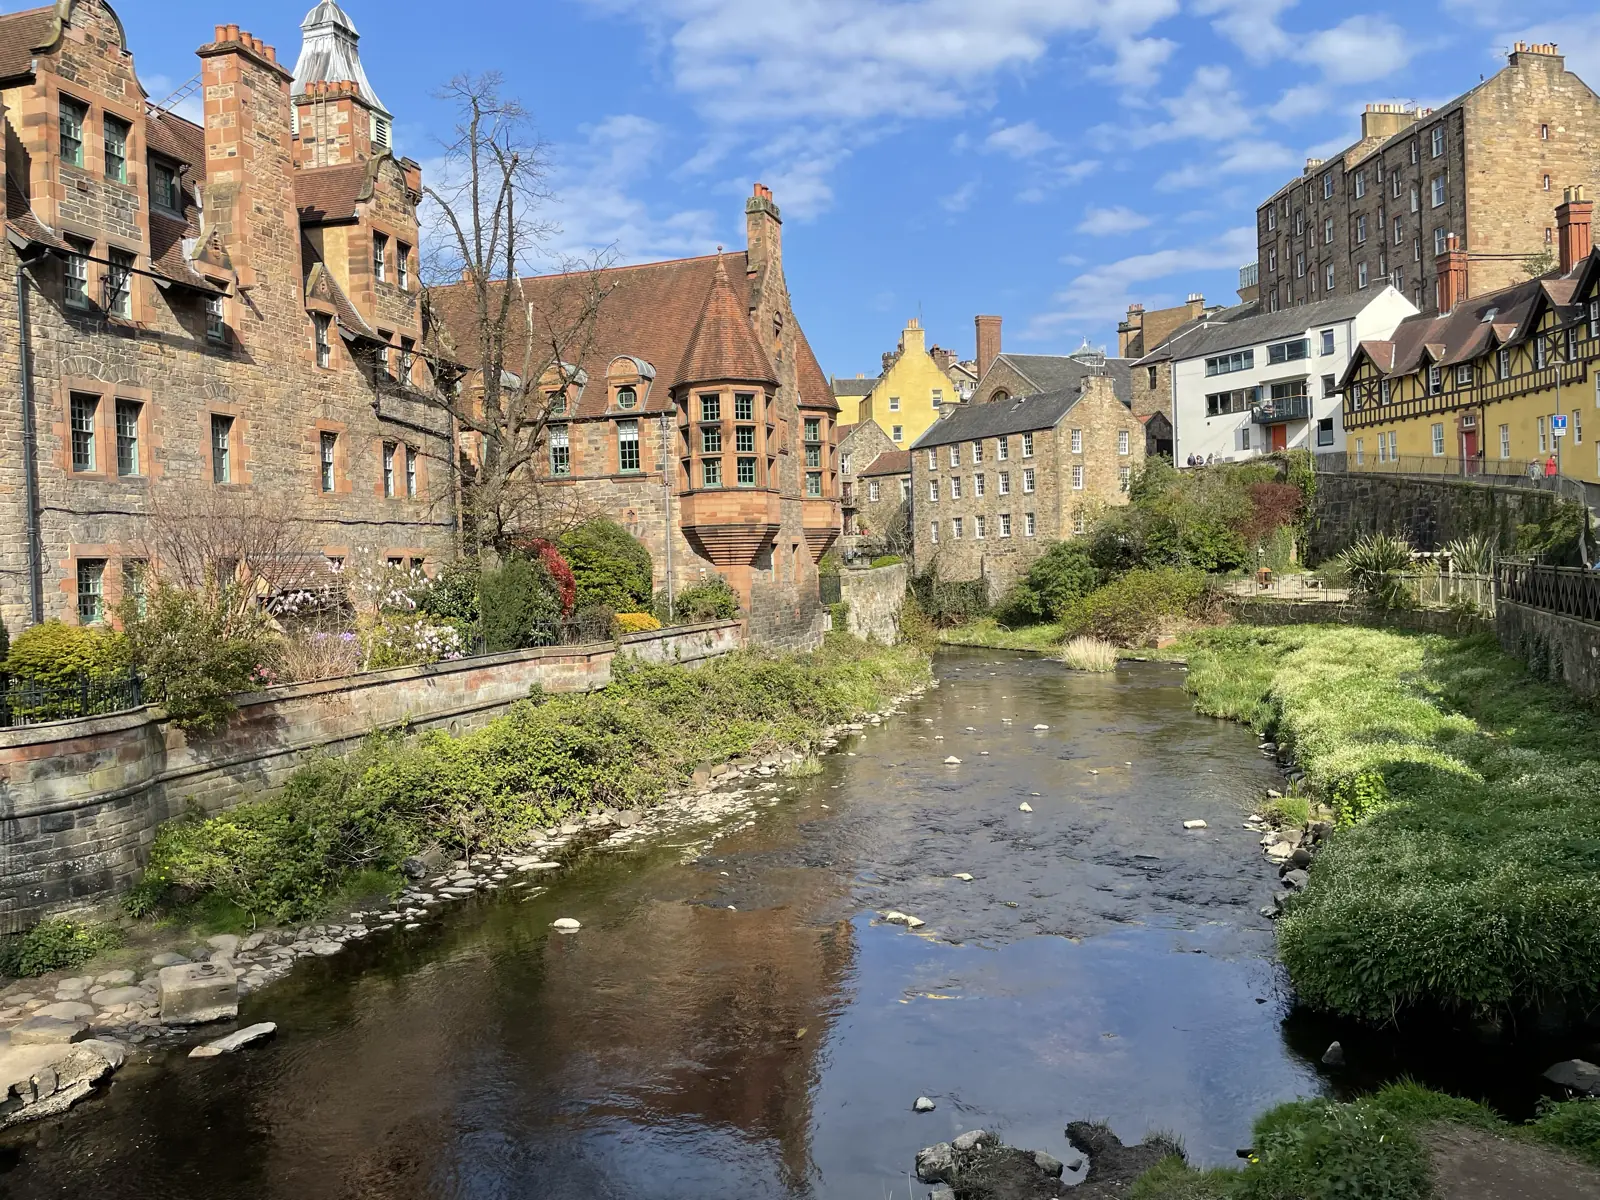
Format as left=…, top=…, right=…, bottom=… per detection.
left=429, top=186, right=839, bottom=647
left=1254, top=43, right=1600, bottom=317
left=908, top=376, right=1145, bottom=596
left=835, top=316, right=960, bottom=448
left=838, top=417, right=896, bottom=546
left=1340, top=191, right=1600, bottom=486
left=1116, top=294, right=1207, bottom=359
left=0, top=0, right=451, bottom=631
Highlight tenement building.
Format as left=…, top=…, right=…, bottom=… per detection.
left=0, top=0, right=450, bottom=631
left=908, top=377, right=1145, bottom=597
left=430, top=186, right=840, bottom=647
left=1340, top=190, right=1600, bottom=485
left=1255, top=43, right=1600, bottom=317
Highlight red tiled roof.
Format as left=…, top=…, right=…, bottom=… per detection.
left=859, top=449, right=911, bottom=477
left=296, top=163, right=371, bottom=224
left=794, top=321, right=840, bottom=412
left=675, top=254, right=778, bottom=387
left=145, top=110, right=205, bottom=174
left=0, top=5, right=58, bottom=82
left=5, top=177, right=63, bottom=249
left=148, top=210, right=220, bottom=291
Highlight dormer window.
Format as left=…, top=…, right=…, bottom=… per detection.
left=615, top=385, right=637, bottom=410
left=206, top=293, right=225, bottom=342
left=547, top=391, right=568, bottom=416
left=59, top=96, right=86, bottom=167
left=150, top=159, right=182, bottom=214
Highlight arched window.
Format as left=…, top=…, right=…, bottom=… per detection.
left=988, top=389, right=1010, bottom=403
left=616, top=386, right=637, bottom=410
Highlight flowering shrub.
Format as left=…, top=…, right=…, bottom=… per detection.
left=613, top=612, right=662, bottom=635
left=510, top=538, right=577, bottom=614
left=277, top=630, right=364, bottom=683
left=362, top=612, right=467, bottom=670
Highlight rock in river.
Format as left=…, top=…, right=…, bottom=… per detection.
left=916, top=1142, right=955, bottom=1184
left=190, top=1022, right=278, bottom=1058
left=1322, top=1041, right=1345, bottom=1066
left=914, top=1096, right=936, bottom=1112
left=1182, top=819, right=1207, bottom=830
left=1545, top=1060, right=1600, bottom=1095
left=1018, top=802, right=1033, bottom=812
left=551, top=918, right=581, bottom=932
left=944, top=756, right=962, bottom=765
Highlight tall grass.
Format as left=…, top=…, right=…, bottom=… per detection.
left=1182, top=625, right=1600, bottom=1023
left=1058, top=636, right=1118, bottom=672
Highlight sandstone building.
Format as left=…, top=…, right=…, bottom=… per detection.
left=0, top=0, right=450, bottom=632
left=430, top=186, right=840, bottom=647
left=1254, top=44, right=1600, bottom=317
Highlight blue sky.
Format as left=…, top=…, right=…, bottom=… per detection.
left=95, top=0, right=1600, bottom=375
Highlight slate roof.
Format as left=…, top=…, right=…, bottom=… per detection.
left=994, top=352, right=1133, bottom=402
left=676, top=254, right=778, bottom=386
left=1133, top=301, right=1258, bottom=363
left=0, top=5, right=58, bottom=82
left=428, top=251, right=837, bottom=419
left=296, top=163, right=371, bottom=224
left=1141, top=290, right=1386, bottom=363
left=830, top=375, right=878, bottom=397
left=859, top=449, right=911, bottom=478
left=911, top=387, right=1090, bottom=450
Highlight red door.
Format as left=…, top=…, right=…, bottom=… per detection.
left=1270, top=424, right=1288, bottom=452
left=1461, top=429, right=1478, bottom=474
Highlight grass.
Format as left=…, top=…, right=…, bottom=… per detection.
left=938, top=617, right=1064, bottom=652
left=1180, top=624, right=1600, bottom=1024
left=1058, top=636, right=1119, bottom=672
left=1132, top=1082, right=1599, bottom=1199
left=781, top=755, right=823, bottom=778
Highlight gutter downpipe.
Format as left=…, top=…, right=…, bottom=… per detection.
left=17, top=252, right=45, bottom=624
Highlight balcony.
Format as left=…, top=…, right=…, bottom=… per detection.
left=1251, top=395, right=1310, bottom=424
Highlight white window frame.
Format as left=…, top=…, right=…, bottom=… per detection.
left=1071, top=463, right=1084, bottom=490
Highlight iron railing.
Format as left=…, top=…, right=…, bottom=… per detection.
left=1497, top=562, right=1600, bottom=624
left=1251, top=395, right=1310, bottom=424
left=819, top=575, right=843, bottom=604
left=0, top=671, right=143, bottom=728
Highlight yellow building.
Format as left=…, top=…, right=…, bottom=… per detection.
left=1341, top=195, right=1600, bottom=487
left=834, top=318, right=960, bottom=447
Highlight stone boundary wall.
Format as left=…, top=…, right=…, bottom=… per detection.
left=839, top=562, right=908, bottom=644
left=1225, top=599, right=1492, bottom=638
left=1495, top=601, right=1600, bottom=702
left=0, top=622, right=744, bottom=931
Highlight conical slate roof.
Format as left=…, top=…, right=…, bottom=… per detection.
left=292, top=0, right=388, bottom=115
left=676, top=254, right=778, bottom=386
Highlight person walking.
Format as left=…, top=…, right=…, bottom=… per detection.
left=1544, top=454, right=1558, bottom=478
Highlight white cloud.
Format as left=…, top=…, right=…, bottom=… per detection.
left=1194, top=0, right=1298, bottom=63
left=984, top=120, right=1058, bottom=159
left=1118, top=65, right=1256, bottom=146
left=1157, top=139, right=1297, bottom=190
left=1269, top=84, right=1331, bottom=123
left=1299, top=16, right=1414, bottom=84
left=1077, top=205, right=1152, bottom=235
left=1092, top=36, right=1178, bottom=88
left=942, top=180, right=980, bottom=213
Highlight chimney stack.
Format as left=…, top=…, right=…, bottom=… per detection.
left=745, top=183, right=782, bottom=296
left=975, top=314, right=1001, bottom=383
left=1435, top=232, right=1469, bottom=314
left=1557, top=186, right=1593, bottom=275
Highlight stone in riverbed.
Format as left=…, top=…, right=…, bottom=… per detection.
left=913, top=1096, right=936, bottom=1112
left=953, top=873, right=974, bottom=882
left=952, top=1129, right=993, bottom=1151
left=882, top=911, right=925, bottom=929
left=1545, top=1060, right=1600, bottom=1095
left=206, top=934, right=240, bottom=958
left=1183, top=819, right=1208, bottom=829
left=1018, top=802, right=1033, bottom=812
left=310, top=941, right=342, bottom=956
left=95, top=970, right=136, bottom=987
left=551, top=918, right=581, bottom=931
left=91, top=987, right=147, bottom=1008
left=943, top=756, right=962, bottom=765
left=916, top=1142, right=955, bottom=1184
left=1322, top=1041, right=1345, bottom=1066
left=157, top=962, right=238, bottom=1026
left=36, top=1002, right=94, bottom=1021
left=189, top=1022, right=277, bottom=1058
left=150, top=952, right=190, bottom=968
left=1033, top=1149, right=1065, bottom=1176
left=1282, top=869, right=1310, bottom=891
left=10, top=1015, right=90, bottom=1045
left=1033, top=724, right=1050, bottom=731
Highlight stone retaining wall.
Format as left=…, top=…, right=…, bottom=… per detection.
left=0, top=622, right=744, bottom=931
left=839, top=562, right=908, bottom=644
left=1495, top=601, right=1600, bottom=701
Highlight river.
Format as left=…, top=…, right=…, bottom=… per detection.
left=0, top=649, right=1561, bottom=1197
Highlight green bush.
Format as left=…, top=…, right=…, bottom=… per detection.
left=908, top=562, right=989, bottom=627
left=478, top=556, right=563, bottom=651
left=117, top=584, right=273, bottom=734
left=0, top=918, right=124, bottom=977
left=132, top=639, right=930, bottom=923
left=668, top=576, right=740, bottom=623
left=1058, top=567, right=1208, bottom=645
left=868, top=554, right=903, bottom=568
left=1340, top=532, right=1414, bottom=609
left=3, top=620, right=130, bottom=690
left=998, top=540, right=1099, bottom=624
left=1233, top=1096, right=1428, bottom=1200
left=414, top=558, right=482, bottom=623
left=559, top=519, right=654, bottom=611
left=1529, top=1099, right=1600, bottom=1166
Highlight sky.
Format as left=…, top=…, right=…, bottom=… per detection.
left=88, top=0, right=1600, bottom=376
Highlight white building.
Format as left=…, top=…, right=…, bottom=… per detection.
left=1146, top=288, right=1417, bottom=463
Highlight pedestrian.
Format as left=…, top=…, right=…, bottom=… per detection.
left=1545, top=454, right=1558, bottom=478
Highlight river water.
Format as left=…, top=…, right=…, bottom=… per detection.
left=0, top=650, right=1458, bottom=1196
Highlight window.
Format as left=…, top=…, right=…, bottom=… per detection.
left=1071, top=463, right=1084, bottom=490
left=1380, top=379, right=1392, bottom=404
left=735, top=393, right=755, bottom=421
left=1023, top=467, right=1035, bottom=493
left=103, top=248, right=132, bottom=318
left=931, top=388, right=943, bottom=405
left=1357, top=262, right=1369, bottom=289
left=618, top=419, right=640, bottom=472
left=1356, top=215, right=1367, bottom=244
left=974, top=473, right=985, bottom=497
left=121, top=560, right=147, bottom=619
left=969, top=441, right=982, bottom=464
left=1294, top=210, right=1304, bottom=236
left=1268, top=338, right=1309, bottom=364
left=399, top=337, right=415, bottom=383
left=999, top=513, right=1011, bottom=538
left=974, top=515, right=986, bottom=540
left=314, top=314, right=332, bottom=368
left=1538, top=415, right=1548, bottom=452
left=115, top=399, right=140, bottom=476
left=1426, top=365, right=1442, bottom=395
left=1431, top=176, right=1446, bottom=208
left=1324, top=216, right=1334, bottom=245
left=1323, top=173, right=1334, bottom=200
left=704, top=458, right=723, bottom=488
left=1591, top=298, right=1599, bottom=339
left=804, top=417, right=820, bottom=444
left=1500, top=424, right=1511, bottom=458
left=59, top=96, right=86, bottom=166
left=1354, top=171, right=1366, bottom=200
left=737, top=457, right=756, bottom=486
left=1118, top=429, right=1130, bottom=455
left=104, top=115, right=129, bottom=183
left=888, top=395, right=900, bottom=411
left=736, top=425, right=755, bottom=453
left=927, top=449, right=938, bottom=470
left=383, top=442, right=397, bottom=494
left=1393, top=216, right=1403, bottom=246
left=1431, top=125, right=1444, bottom=158
left=1541, top=124, right=1549, bottom=140
left=1204, top=349, right=1254, bottom=376
left=1320, top=329, right=1335, bottom=356
left=372, top=112, right=391, bottom=150
left=1498, top=347, right=1511, bottom=379
left=1114, top=466, right=1128, bottom=492
left=1392, top=174, right=1401, bottom=199
left=928, top=480, right=938, bottom=502
left=892, top=424, right=903, bottom=442
left=70, top=393, right=97, bottom=471
left=1267, top=208, right=1277, bottom=232
left=868, top=479, right=881, bottom=503
left=803, top=437, right=820, bottom=468
left=1534, top=337, right=1547, bottom=370
left=1409, top=184, right=1419, bottom=214
left=319, top=431, right=337, bottom=491
left=373, top=232, right=388, bottom=282
left=211, top=414, right=233, bottom=483
left=76, top=558, right=105, bottom=624
left=548, top=426, right=569, bottom=476
left=1070, top=428, right=1083, bottom=453
left=997, top=436, right=1009, bottom=461
left=949, top=445, right=960, bottom=467
left=901, top=478, right=911, bottom=502
left=1322, top=374, right=1337, bottom=397
left=699, top=394, right=721, bottom=423
left=1022, top=433, right=1034, bottom=457
left=998, top=471, right=1010, bottom=495
left=704, top=425, right=726, bottom=458
left=1455, top=364, right=1474, bottom=386
left=1543, top=174, right=1551, bottom=192
left=1388, top=431, right=1397, bottom=461
left=1378, top=431, right=1388, bottom=462
left=930, top=520, right=939, bottom=544
left=376, top=337, right=391, bottom=376
left=65, top=238, right=90, bottom=308
left=149, top=158, right=182, bottom=213
left=1410, top=139, right=1419, bottom=165
left=398, top=243, right=411, bottom=291
left=205, top=293, right=225, bottom=342
left=1430, top=423, right=1444, bottom=455
left=1317, top=417, right=1334, bottom=447
left=950, top=477, right=961, bottom=499
left=1026, top=512, right=1037, bottom=537
left=607, top=384, right=635, bottom=411
left=952, top=517, right=963, bottom=539
left=1355, top=438, right=1364, bottom=465
left=1268, top=248, right=1277, bottom=271
left=1239, top=426, right=1252, bottom=452
left=1326, top=264, right=1335, bottom=292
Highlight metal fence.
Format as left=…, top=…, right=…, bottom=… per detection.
left=1497, top=562, right=1600, bottom=624
left=1396, top=571, right=1496, bottom=615
left=1317, top=451, right=1600, bottom=512
left=0, top=671, right=144, bottom=729
left=818, top=575, right=842, bottom=605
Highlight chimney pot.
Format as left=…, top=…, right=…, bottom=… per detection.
left=214, top=24, right=227, bottom=41
left=225, top=24, right=240, bottom=42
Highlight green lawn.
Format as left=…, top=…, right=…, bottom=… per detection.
left=938, top=618, right=1064, bottom=652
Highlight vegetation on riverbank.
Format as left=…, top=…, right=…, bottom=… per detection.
left=1180, top=623, right=1600, bottom=1024
left=127, top=636, right=929, bottom=926
left=1130, top=1082, right=1600, bottom=1199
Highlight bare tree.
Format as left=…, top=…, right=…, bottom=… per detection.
left=417, top=72, right=616, bottom=553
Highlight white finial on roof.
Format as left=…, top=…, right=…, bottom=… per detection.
left=293, top=1, right=389, bottom=116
